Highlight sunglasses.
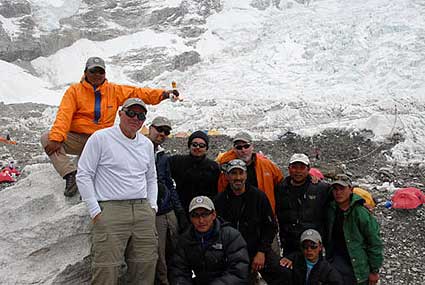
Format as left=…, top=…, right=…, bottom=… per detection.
left=190, top=211, right=213, bottom=218
left=227, top=159, right=246, bottom=167
left=153, top=126, right=171, bottom=136
left=234, top=144, right=251, bottom=150
left=191, top=142, right=207, bottom=148
left=123, top=109, right=146, bottom=121
left=301, top=243, right=319, bottom=250
left=88, top=68, right=105, bottom=75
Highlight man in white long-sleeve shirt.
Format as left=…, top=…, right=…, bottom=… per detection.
left=77, top=97, right=158, bottom=285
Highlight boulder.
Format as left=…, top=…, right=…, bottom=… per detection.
left=0, top=163, right=91, bottom=284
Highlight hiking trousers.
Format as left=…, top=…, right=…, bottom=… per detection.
left=155, top=210, right=178, bottom=285
left=40, top=131, right=90, bottom=177
left=91, top=199, right=159, bottom=285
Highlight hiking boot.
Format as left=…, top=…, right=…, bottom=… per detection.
left=64, top=171, right=78, bottom=197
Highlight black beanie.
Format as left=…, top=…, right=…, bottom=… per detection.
left=188, top=131, right=209, bottom=149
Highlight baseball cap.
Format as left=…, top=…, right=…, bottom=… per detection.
left=86, top=57, right=105, bottom=70
left=289, top=153, right=310, bottom=166
left=226, top=159, right=247, bottom=173
left=331, top=174, right=352, bottom=187
left=122, top=98, right=147, bottom=112
left=300, top=229, right=322, bottom=244
left=189, top=196, right=215, bottom=213
left=151, top=116, right=172, bottom=129
left=233, top=131, right=252, bottom=144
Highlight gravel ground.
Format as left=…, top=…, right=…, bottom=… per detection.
left=1, top=103, right=424, bottom=284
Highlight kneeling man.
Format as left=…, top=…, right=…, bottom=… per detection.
left=170, top=196, right=250, bottom=284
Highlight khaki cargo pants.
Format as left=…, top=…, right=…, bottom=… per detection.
left=155, top=210, right=178, bottom=285
left=40, top=131, right=90, bottom=177
left=92, top=199, right=159, bottom=285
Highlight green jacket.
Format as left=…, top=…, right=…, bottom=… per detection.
left=326, top=194, right=383, bottom=283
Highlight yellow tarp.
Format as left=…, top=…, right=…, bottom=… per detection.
left=353, top=187, right=376, bottom=208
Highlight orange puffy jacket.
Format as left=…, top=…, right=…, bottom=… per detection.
left=49, top=79, right=164, bottom=142
left=216, top=149, right=284, bottom=212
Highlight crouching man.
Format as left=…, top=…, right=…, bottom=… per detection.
left=280, top=229, right=343, bottom=285
left=169, top=196, right=250, bottom=284
left=77, top=98, right=158, bottom=285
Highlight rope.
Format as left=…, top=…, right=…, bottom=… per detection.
left=337, top=104, right=401, bottom=164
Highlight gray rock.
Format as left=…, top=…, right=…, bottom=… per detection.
left=0, top=0, right=220, bottom=62
left=0, top=164, right=91, bottom=284
left=173, top=51, right=201, bottom=71
left=0, top=0, right=31, bottom=18
left=251, top=0, right=272, bottom=10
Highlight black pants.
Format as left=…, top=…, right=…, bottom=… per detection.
left=330, top=255, right=358, bottom=285
left=251, top=249, right=291, bottom=285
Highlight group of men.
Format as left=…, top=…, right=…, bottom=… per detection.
left=41, top=57, right=383, bottom=285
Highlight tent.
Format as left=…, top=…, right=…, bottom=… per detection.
left=174, top=132, right=190, bottom=138
left=353, top=187, right=376, bottom=208
left=309, top=167, right=324, bottom=180
left=0, top=169, right=15, bottom=183
left=391, top=187, right=425, bottom=209
left=2, top=166, right=20, bottom=176
left=0, top=136, right=17, bottom=145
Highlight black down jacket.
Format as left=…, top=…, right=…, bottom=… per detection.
left=169, top=218, right=250, bottom=285
left=286, top=251, right=343, bottom=285
left=275, top=176, right=330, bottom=254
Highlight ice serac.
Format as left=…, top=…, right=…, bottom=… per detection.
left=0, top=0, right=222, bottom=62
left=0, top=164, right=91, bottom=284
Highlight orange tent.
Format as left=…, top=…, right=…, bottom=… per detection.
left=0, top=136, right=17, bottom=145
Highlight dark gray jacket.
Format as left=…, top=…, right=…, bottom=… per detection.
left=275, top=176, right=330, bottom=254
left=170, top=218, right=250, bottom=285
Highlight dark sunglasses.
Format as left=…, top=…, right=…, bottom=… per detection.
left=191, top=142, right=207, bottom=148
left=123, top=109, right=146, bottom=121
left=153, top=126, right=171, bottom=136
left=190, top=211, right=213, bottom=218
left=234, top=144, right=251, bottom=150
left=301, top=243, right=319, bottom=250
left=88, top=68, right=105, bottom=75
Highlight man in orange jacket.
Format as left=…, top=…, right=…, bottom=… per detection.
left=41, top=56, right=179, bottom=197
left=216, top=131, right=283, bottom=212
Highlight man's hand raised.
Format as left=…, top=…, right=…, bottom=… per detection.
left=163, top=89, right=181, bottom=101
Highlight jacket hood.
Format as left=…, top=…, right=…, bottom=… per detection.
left=349, top=193, right=366, bottom=207
left=217, top=149, right=238, bottom=164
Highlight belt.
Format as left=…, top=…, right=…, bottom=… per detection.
left=99, top=198, right=147, bottom=204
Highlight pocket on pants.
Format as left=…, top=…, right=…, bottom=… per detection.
left=94, top=232, right=108, bottom=243
left=91, top=232, right=123, bottom=267
left=91, top=232, right=110, bottom=266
